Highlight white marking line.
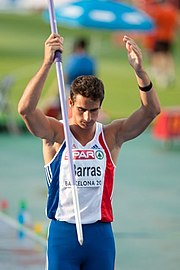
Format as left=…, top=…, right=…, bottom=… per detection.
left=0, top=211, right=46, bottom=246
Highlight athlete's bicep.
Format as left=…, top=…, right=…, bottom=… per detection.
left=116, top=107, right=154, bottom=143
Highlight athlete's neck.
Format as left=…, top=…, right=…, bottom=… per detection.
left=70, top=123, right=96, bottom=146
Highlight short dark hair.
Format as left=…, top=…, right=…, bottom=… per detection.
left=73, top=38, right=88, bottom=51
left=70, top=75, right=104, bottom=106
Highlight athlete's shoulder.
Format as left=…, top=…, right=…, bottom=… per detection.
left=103, top=119, right=124, bottom=133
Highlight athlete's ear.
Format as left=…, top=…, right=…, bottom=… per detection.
left=68, top=97, right=73, bottom=107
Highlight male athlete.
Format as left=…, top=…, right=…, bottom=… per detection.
left=18, top=33, right=160, bottom=270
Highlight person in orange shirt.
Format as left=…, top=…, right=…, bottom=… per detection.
left=133, top=0, right=179, bottom=88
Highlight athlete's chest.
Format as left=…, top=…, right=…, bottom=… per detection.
left=60, top=138, right=106, bottom=188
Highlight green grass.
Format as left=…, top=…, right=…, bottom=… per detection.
left=0, top=12, right=180, bottom=124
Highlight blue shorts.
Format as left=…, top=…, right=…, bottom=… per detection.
left=46, top=220, right=115, bottom=270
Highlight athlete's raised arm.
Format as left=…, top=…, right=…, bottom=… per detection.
left=18, top=34, right=64, bottom=142
left=105, top=36, right=160, bottom=162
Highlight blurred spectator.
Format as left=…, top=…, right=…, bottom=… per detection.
left=132, top=0, right=179, bottom=88
left=64, top=37, right=96, bottom=89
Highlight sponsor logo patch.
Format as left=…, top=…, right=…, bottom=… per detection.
left=65, top=150, right=95, bottom=160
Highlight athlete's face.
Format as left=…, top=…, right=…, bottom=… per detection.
left=69, top=94, right=101, bottom=129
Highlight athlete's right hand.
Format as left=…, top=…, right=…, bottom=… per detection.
left=44, top=33, right=64, bottom=65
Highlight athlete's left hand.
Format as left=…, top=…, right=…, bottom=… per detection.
left=123, top=35, right=143, bottom=73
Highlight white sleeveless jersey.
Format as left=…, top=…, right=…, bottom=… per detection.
left=44, top=122, right=116, bottom=224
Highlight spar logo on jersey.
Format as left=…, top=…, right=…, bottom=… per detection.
left=65, top=150, right=95, bottom=160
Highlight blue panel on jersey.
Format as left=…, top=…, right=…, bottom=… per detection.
left=45, top=142, right=66, bottom=219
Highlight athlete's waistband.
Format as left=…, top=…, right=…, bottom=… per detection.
left=52, top=219, right=112, bottom=226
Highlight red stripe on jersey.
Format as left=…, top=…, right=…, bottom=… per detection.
left=99, top=132, right=115, bottom=222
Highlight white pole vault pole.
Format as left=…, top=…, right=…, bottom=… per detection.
left=47, top=0, right=83, bottom=245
